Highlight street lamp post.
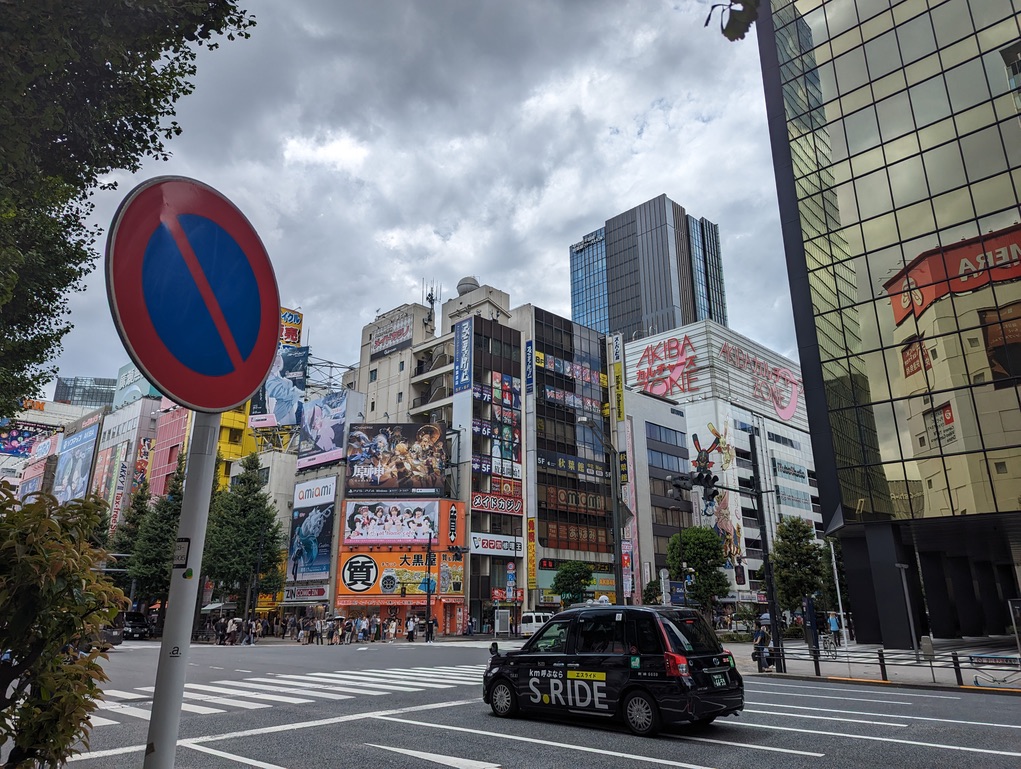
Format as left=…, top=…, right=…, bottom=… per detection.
left=577, top=415, right=625, bottom=605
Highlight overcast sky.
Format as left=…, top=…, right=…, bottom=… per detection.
left=47, top=0, right=794, bottom=396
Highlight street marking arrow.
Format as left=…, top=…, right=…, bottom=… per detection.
left=366, top=744, right=501, bottom=768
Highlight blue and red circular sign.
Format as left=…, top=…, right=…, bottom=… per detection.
left=106, top=177, right=280, bottom=413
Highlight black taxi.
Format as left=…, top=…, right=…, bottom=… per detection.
left=483, top=604, right=742, bottom=736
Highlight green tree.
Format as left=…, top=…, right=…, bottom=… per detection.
left=551, top=561, right=594, bottom=606
left=203, top=453, right=284, bottom=616
left=771, top=517, right=825, bottom=614
left=0, top=486, right=127, bottom=767
left=128, top=456, right=185, bottom=620
left=642, top=578, right=664, bottom=606
left=704, top=0, right=760, bottom=41
left=0, top=2, right=254, bottom=418
left=669, top=527, right=731, bottom=618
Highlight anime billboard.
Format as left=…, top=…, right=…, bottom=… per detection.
left=342, top=498, right=464, bottom=546
left=249, top=345, right=309, bottom=428
left=52, top=423, right=99, bottom=504
left=297, top=389, right=350, bottom=470
left=345, top=422, right=446, bottom=497
left=286, top=476, right=337, bottom=584
left=0, top=421, right=48, bottom=458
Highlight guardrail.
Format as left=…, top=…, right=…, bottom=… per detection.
left=766, top=643, right=1021, bottom=690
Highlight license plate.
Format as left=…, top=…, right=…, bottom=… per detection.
left=711, top=673, right=727, bottom=688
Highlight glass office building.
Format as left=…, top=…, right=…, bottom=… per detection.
left=758, top=0, right=1021, bottom=645
left=570, top=195, right=728, bottom=338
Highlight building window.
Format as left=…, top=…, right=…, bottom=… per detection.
left=399, top=360, right=405, bottom=372
left=369, top=369, right=378, bottom=382
left=397, top=391, right=403, bottom=403
left=370, top=400, right=375, bottom=411
left=995, top=461, right=1007, bottom=474
left=228, top=428, right=243, bottom=444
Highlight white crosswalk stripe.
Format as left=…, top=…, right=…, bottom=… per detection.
left=91, top=663, right=486, bottom=728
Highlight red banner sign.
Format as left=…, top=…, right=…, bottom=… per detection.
left=470, top=491, right=523, bottom=515
left=885, top=222, right=1021, bottom=325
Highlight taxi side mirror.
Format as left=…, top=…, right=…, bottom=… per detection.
left=489, top=642, right=499, bottom=655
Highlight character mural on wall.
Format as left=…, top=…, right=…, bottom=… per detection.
left=712, top=491, right=743, bottom=568
left=692, top=420, right=743, bottom=568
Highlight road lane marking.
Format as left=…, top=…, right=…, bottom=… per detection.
left=211, top=679, right=356, bottom=700
left=367, top=744, right=502, bottom=768
left=181, top=683, right=313, bottom=703
left=727, top=721, right=1021, bottom=757
left=746, top=681, right=960, bottom=699
left=183, top=742, right=290, bottom=768
left=235, top=669, right=252, bottom=673
left=743, top=709, right=906, bottom=727
left=328, top=671, right=455, bottom=688
left=280, top=672, right=423, bottom=691
left=746, top=700, right=1021, bottom=729
left=665, top=733, right=824, bottom=756
left=262, top=674, right=392, bottom=695
left=86, top=715, right=120, bottom=727
left=92, top=703, right=152, bottom=721
left=100, top=689, right=149, bottom=700
left=741, top=690, right=911, bottom=705
left=68, top=698, right=484, bottom=761
left=373, top=716, right=716, bottom=768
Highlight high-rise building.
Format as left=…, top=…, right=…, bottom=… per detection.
left=53, top=376, right=117, bottom=409
left=570, top=195, right=728, bottom=338
left=758, top=1, right=1021, bottom=646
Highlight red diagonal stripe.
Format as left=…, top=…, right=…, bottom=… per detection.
left=162, top=213, right=244, bottom=371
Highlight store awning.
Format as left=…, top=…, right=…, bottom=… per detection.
left=201, top=602, right=234, bottom=614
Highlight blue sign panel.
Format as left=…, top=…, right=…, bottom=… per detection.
left=453, top=318, right=473, bottom=394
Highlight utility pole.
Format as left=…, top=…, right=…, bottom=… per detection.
left=749, top=432, right=785, bottom=673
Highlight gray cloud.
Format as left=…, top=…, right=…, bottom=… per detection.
left=50, top=0, right=796, bottom=392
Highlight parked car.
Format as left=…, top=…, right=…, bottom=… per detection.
left=483, top=604, right=743, bottom=736
left=122, top=611, right=149, bottom=640
left=520, top=612, right=553, bottom=637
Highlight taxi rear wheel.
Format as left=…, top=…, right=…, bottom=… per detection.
left=490, top=680, right=518, bottom=718
left=623, top=690, right=661, bottom=736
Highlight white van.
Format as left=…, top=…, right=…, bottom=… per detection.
left=520, top=612, right=553, bottom=637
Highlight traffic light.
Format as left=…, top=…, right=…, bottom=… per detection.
left=666, top=473, right=693, bottom=499
left=400, top=585, right=407, bottom=597
left=705, top=474, right=720, bottom=504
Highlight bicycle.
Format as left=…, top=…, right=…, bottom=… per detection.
left=819, top=632, right=837, bottom=659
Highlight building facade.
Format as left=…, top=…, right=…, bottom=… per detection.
left=53, top=376, right=117, bottom=409
left=757, top=0, right=1021, bottom=645
left=619, top=321, right=819, bottom=610
left=570, top=195, right=728, bottom=338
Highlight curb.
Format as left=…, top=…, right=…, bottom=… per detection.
left=745, top=671, right=1021, bottom=696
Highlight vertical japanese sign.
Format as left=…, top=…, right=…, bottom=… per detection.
left=453, top=317, right=473, bottom=393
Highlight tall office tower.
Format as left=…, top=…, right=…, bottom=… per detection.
left=53, top=376, right=117, bottom=409
left=758, top=1, right=1021, bottom=647
left=570, top=195, right=728, bottom=338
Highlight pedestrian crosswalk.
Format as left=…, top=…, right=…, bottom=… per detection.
left=91, top=664, right=486, bottom=728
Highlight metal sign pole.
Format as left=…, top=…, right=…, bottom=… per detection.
left=143, top=411, right=221, bottom=769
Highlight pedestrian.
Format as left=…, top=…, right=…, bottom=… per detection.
left=752, top=621, right=773, bottom=672
left=288, top=616, right=297, bottom=640
left=388, top=617, right=397, bottom=643
left=215, top=616, right=227, bottom=646
left=315, top=616, right=324, bottom=645
left=828, top=611, right=841, bottom=646
left=406, top=615, right=416, bottom=642
left=226, top=616, right=238, bottom=646
left=370, top=614, right=379, bottom=642
left=326, top=620, right=335, bottom=646
left=343, top=618, right=353, bottom=645
left=847, top=614, right=855, bottom=642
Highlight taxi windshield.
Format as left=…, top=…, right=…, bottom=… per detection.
left=658, top=611, right=722, bottom=654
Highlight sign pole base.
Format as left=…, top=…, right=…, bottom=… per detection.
left=143, top=411, right=221, bottom=769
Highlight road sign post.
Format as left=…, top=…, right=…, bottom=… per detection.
left=106, top=177, right=279, bottom=769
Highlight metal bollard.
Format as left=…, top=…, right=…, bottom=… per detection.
left=878, top=648, right=888, bottom=681
left=811, top=645, right=821, bottom=677
left=951, top=651, right=963, bottom=686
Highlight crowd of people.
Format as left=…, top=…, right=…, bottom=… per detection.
left=207, top=613, right=443, bottom=646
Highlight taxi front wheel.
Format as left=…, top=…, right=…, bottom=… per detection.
left=623, top=690, right=661, bottom=737
left=489, top=680, right=518, bottom=718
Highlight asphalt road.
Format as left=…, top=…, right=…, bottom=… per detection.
left=63, top=638, right=1021, bottom=768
